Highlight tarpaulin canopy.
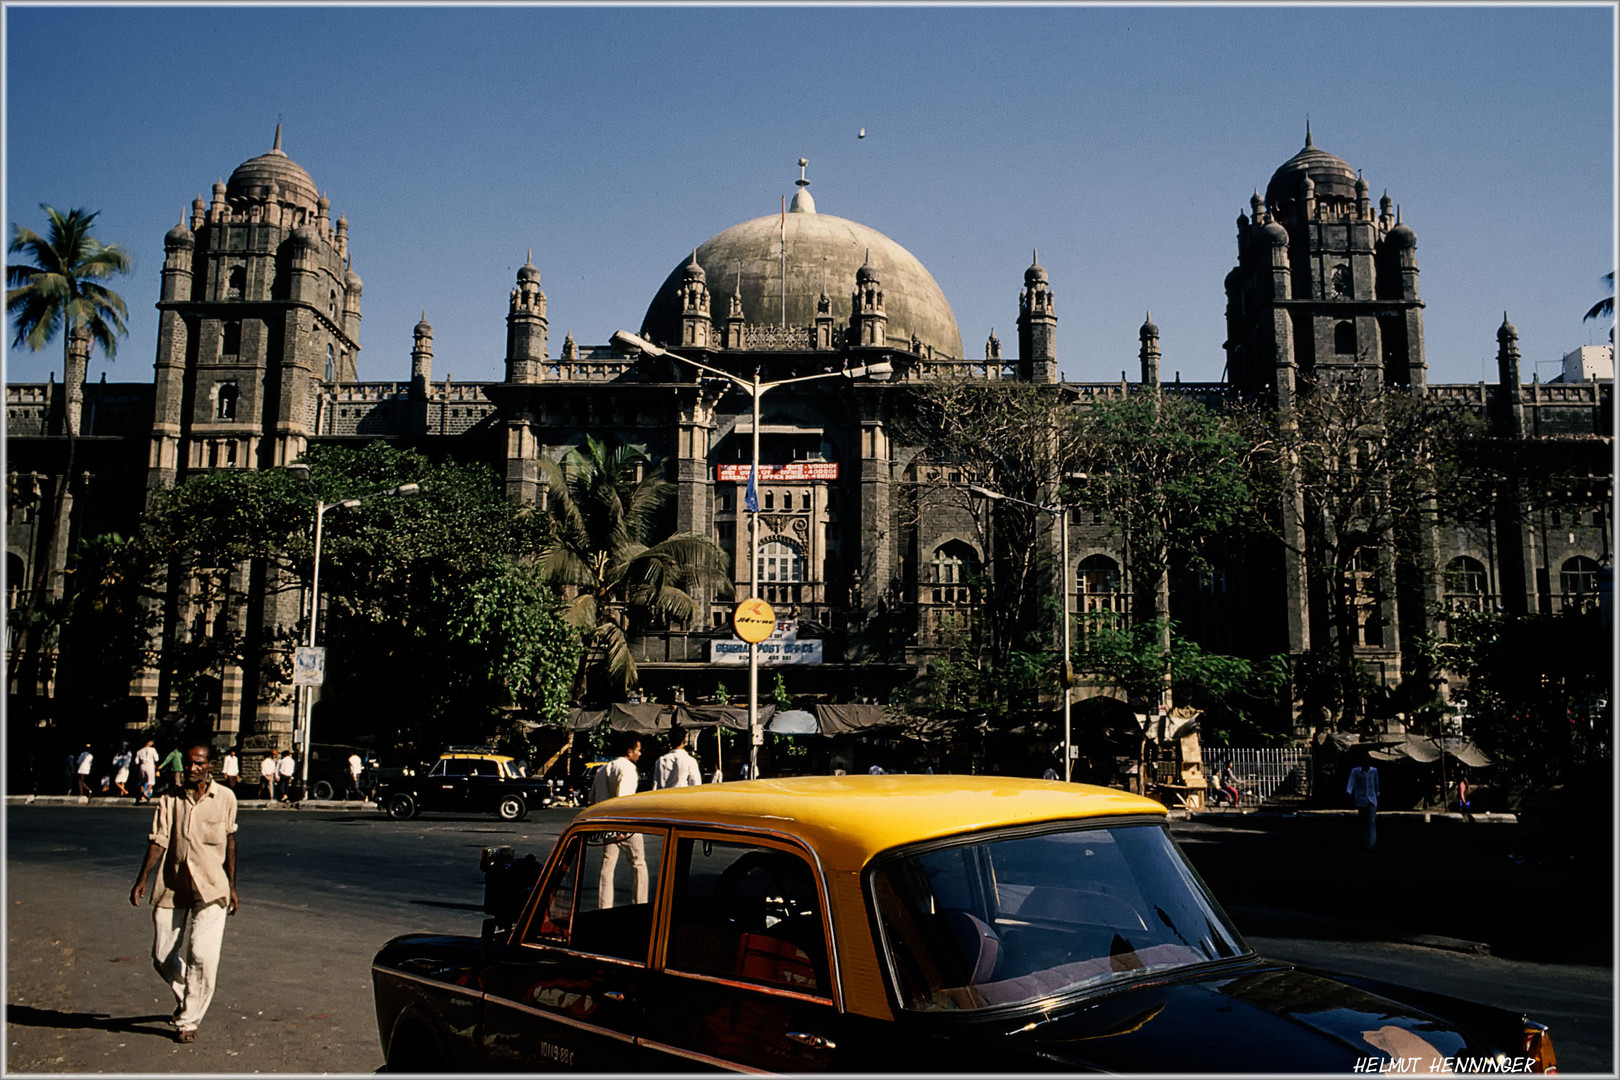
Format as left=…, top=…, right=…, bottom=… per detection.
left=815, top=704, right=896, bottom=735
left=567, top=704, right=771, bottom=733
left=768, top=709, right=819, bottom=735
left=1369, top=733, right=1492, bottom=768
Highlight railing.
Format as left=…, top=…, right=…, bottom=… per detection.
left=1200, top=746, right=1313, bottom=804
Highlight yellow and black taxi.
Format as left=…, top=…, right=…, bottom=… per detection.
left=370, top=776, right=1555, bottom=1072
left=376, top=751, right=554, bottom=822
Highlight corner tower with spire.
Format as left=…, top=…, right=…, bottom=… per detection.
left=1224, top=124, right=1426, bottom=396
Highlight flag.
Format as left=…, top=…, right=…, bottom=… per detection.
left=745, top=464, right=759, bottom=513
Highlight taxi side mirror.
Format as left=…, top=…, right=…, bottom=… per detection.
left=481, top=848, right=541, bottom=929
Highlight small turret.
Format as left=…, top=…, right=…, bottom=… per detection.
left=1496, top=313, right=1523, bottom=437
left=851, top=251, right=888, bottom=347
left=1139, top=311, right=1161, bottom=387
left=1017, top=250, right=1057, bottom=382
left=505, top=251, right=548, bottom=383
left=679, top=250, right=712, bottom=348
left=411, top=312, right=433, bottom=398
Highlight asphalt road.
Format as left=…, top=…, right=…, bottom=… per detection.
left=4, top=801, right=1612, bottom=1074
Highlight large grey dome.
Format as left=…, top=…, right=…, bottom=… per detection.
left=641, top=207, right=964, bottom=358
left=226, top=126, right=319, bottom=213
left=1265, top=131, right=1358, bottom=218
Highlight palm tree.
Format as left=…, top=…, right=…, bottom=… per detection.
left=1584, top=271, right=1614, bottom=339
left=538, top=435, right=731, bottom=698
left=7, top=206, right=133, bottom=692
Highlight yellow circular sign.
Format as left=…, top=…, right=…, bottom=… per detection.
left=732, top=598, right=777, bottom=644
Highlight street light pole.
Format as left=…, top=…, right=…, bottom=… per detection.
left=299, top=481, right=420, bottom=787
left=968, top=483, right=1077, bottom=781
left=612, top=331, right=891, bottom=780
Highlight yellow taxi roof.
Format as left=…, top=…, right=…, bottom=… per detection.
left=439, top=752, right=514, bottom=762
left=572, top=775, right=1166, bottom=870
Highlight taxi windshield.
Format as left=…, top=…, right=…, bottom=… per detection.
left=870, top=822, right=1247, bottom=1012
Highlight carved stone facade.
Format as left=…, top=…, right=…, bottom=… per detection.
left=6, top=132, right=1612, bottom=746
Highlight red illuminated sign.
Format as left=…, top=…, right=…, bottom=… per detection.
left=717, top=463, right=838, bottom=482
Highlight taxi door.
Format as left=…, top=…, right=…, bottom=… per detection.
left=479, top=827, right=665, bottom=1071
left=423, top=758, right=471, bottom=812
left=637, top=834, right=852, bottom=1071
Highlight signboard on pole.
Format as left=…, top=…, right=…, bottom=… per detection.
left=711, top=638, right=824, bottom=665
left=293, top=646, right=326, bottom=687
left=732, top=599, right=777, bottom=644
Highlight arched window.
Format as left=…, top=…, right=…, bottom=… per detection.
left=1561, top=556, right=1599, bottom=612
left=1077, top=554, right=1122, bottom=609
left=325, top=344, right=335, bottom=382
left=329, top=290, right=338, bottom=317
left=1444, top=556, right=1489, bottom=611
left=757, top=540, right=802, bottom=584
left=928, top=541, right=979, bottom=605
left=216, top=382, right=238, bottom=421
left=222, top=321, right=241, bottom=356
left=1334, top=321, right=1356, bottom=355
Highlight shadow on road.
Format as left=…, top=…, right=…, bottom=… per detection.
left=410, top=899, right=484, bottom=912
left=6, top=1003, right=172, bottom=1039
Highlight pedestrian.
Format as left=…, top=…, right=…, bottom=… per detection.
left=129, top=740, right=239, bottom=1044
left=259, top=752, right=277, bottom=800
left=652, top=727, right=702, bottom=789
left=75, top=744, right=95, bottom=798
left=589, top=732, right=647, bottom=908
left=1219, top=760, right=1242, bottom=808
left=276, top=750, right=296, bottom=803
left=112, top=744, right=133, bottom=797
left=1455, top=767, right=1471, bottom=813
left=220, top=748, right=239, bottom=791
left=63, top=751, right=78, bottom=795
left=346, top=752, right=363, bottom=800
left=134, top=739, right=160, bottom=803
left=158, top=744, right=186, bottom=792
left=1347, top=759, right=1380, bottom=850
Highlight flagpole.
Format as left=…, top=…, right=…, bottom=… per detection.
left=780, top=195, right=787, bottom=328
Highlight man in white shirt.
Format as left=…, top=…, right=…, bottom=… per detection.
left=1347, top=761, right=1380, bottom=850
left=590, top=733, right=646, bottom=908
left=346, top=753, right=364, bottom=800
left=220, top=749, right=239, bottom=791
left=275, top=751, right=296, bottom=803
left=129, top=740, right=239, bottom=1043
left=258, top=753, right=277, bottom=800
left=75, top=745, right=94, bottom=798
left=653, top=727, right=703, bottom=790
left=134, top=740, right=160, bottom=804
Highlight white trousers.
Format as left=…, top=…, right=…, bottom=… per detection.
left=597, top=834, right=648, bottom=909
left=152, top=901, right=228, bottom=1030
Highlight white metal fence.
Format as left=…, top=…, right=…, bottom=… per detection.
left=1201, top=746, right=1312, bottom=805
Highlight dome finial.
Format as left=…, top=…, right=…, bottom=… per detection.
left=1304, top=117, right=1312, bottom=148
left=273, top=122, right=282, bottom=153
left=796, top=158, right=809, bottom=189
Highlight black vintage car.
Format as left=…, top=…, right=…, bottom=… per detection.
left=370, top=776, right=1555, bottom=1072
left=375, top=751, right=555, bottom=822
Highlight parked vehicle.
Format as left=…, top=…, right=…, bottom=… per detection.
left=371, top=775, right=1555, bottom=1072
left=375, top=751, right=555, bottom=822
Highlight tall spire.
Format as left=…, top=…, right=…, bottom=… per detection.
left=272, top=122, right=283, bottom=153
left=1304, top=116, right=1312, bottom=148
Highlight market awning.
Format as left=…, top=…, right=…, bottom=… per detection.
left=815, top=704, right=895, bottom=735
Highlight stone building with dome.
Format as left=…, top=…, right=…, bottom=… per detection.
left=6, top=130, right=1612, bottom=751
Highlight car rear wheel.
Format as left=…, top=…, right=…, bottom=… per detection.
left=386, top=793, right=418, bottom=821
left=386, top=1019, right=446, bottom=1072
left=496, top=794, right=527, bottom=822
left=312, top=779, right=335, bottom=801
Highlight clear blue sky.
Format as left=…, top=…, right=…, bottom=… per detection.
left=5, top=5, right=1615, bottom=388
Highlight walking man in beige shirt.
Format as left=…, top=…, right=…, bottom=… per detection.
left=130, top=741, right=239, bottom=1043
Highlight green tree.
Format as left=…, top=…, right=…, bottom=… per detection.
left=6, top=206, right=133, bottom=695
left=1584, top=270, right=1614, bottom=330
left=539, top=435, right=731, bottom=699
left=1275, top=375, right=1485, bottom=721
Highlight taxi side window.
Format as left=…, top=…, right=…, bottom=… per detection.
left=665, top=839, right=829, bottom=997
left=442, top=760, right=472, bottom=777
left=525, top=830, right=663, bottom=964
